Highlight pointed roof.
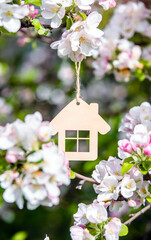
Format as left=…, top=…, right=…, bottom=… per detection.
left=50, top=98, right=111, bottom=135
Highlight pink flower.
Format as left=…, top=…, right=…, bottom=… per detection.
left=5, top=147, right=25, bottom=163
left=143, top=145, right=151, bottom=157
left=118, top=139, right=136, bottom=153
left=98, top=0, right=116, bottom=10
left=24, top=4, right=38, bottom=18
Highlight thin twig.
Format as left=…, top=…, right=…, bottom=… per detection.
left=124, top=204, right=151, bottom=225
left=19, top=29, right=54, bottom=44
left=74, top=172, right=100, bottom=185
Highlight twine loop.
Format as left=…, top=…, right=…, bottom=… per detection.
left=75, top=60, right=81, bottom=105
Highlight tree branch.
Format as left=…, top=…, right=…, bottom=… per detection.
left=74, top=172, right=100, bottom=185
left=124, top=204, right=151, bottom=225
left=19, top=29, right=54, bottom=44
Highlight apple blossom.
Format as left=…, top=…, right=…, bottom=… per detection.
left=98, top=0, right=116, bottom=10
left=41, top=0, right=66, bottom=28
left=75, top=0, right=94, bottom=10
left=121, top=175, right=136, bottom=198
left=137, top=182, right=150, bottom=198
left=70, top=226, right=94, bottom=240
left=51, top=11, right=104, bottom=62
left=130, top=124, right=150, bottom=147
left=119, top=102, right=151, bottom=136
left=104, top=218, right=121, bottom=240
left=118, top=139, right=136, bottom=153
left=143, top=145, right=151, bottom=157
left=96, top=176, right=120, bottom=202
left=0, top=3, right=29, bottom=33
left=0, top=112, right=70, bottom=209
left=73, top=203, right=88, bottom=225
left=86, top=202, right=107, bottom=223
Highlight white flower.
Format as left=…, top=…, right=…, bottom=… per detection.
left=104, top=218, right=122, bottom=240
left=92, top=160, right=108, bottom=184
left=70, top=226, right=94, bottom=240
left=0, top=3, right=29, bottom=32
left=25, top=111, right=42, bottom=131
left=22, top=182, right=47, bottom=205
left=106, top=157, right=123, bottom=180
left=41, top=0, right=66, bottom=28
left=37, top=122, right=52, bottom=142
left=75, top=0, right=94, bottom=10
left=121, top=175, right=136, bottom=198
left=137, top=181, right=149, bottom=198
left=97, top=176, right=120, bottom=202
left=0, top=123, right=19, bottom=150
left=0, top=171, right=19, bottom=189
left=3, top=183, right=24, bottom=209
left=130, top=124, right=150, bottom=147
left=27, top=150, right=43, bottom=162
left=73, top=203, right=88, bottom=225
left=98, top=0, right=116, bottom=10
left=86, top=203, right=107, bottom=224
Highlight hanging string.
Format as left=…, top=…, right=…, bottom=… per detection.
left=74, top=60, right=81, bottom=104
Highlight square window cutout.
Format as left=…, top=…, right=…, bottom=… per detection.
left=79, top=131, right=89, bottom=138
left=65, top=139, right=77, bottom=152
left=66, top=130, right=77, bottom=138
left=79, top=139, right=89, bottom=152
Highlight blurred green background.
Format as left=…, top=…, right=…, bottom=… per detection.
left=0, top=1, right=151, bottom=239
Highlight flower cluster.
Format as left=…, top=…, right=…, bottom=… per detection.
left=105, top=2, right=151, bottom=40
left=41, top=0, right=116, bottom=28
left=0, top=112, right=70, bottom=209
left=93, top=39, right=142, bottom=82
left=92, top=2, right=151, bottom=82
left=118, top=102, right=151, bottom=175
left=119, top=102, right=151, bottom=137
left=0, top=0, right=29, bottom=33
left=92, top=157, right=150, bottom=210
left=51, top=11, right=104, bottom=62
left=0, top=0, right=116, bottom=34
left=70, top=202, right=122, bottom=240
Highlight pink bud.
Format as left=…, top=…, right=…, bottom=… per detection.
left=143, top=145, right=151, bottom=157
left=118, top=139, right=136, bottom=153
left=6, top=153, right=18, bottom=163
left=109, top=0, right=116, bottom=8
left=128, top=199, right=136, bottom=207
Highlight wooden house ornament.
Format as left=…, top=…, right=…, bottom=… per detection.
left=50, top=98, right=111, bottom=161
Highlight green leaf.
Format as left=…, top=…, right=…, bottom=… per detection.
left=148, top=185, right=151, bottom=194
left=119, top=224, right=128, bottom=237
left=0, top=27, right=16, bottom=35
left=11, top=231, right=27, bottom=240
left=139, top=165, right=149, bottom=174
left=24, top=0, right=42, bottom=6
left=32, top=19, right=49, bottom=35
left=146, top=195, right=151, bottom=203
left=86, top=223, right=100, bottom=236
left=123, top=157, right=134, bottom=163
left=70, top=170, right=75, bottom=179
left=66, top=16, right=73, bottom=30
left=142, top=161, right=151, bottom=171
left=121, top=162, right=134, bottom=175
left=77, top=11, right=87, bottom=20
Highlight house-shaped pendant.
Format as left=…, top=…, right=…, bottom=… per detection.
left=50, top=98, right=111, bottom=161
